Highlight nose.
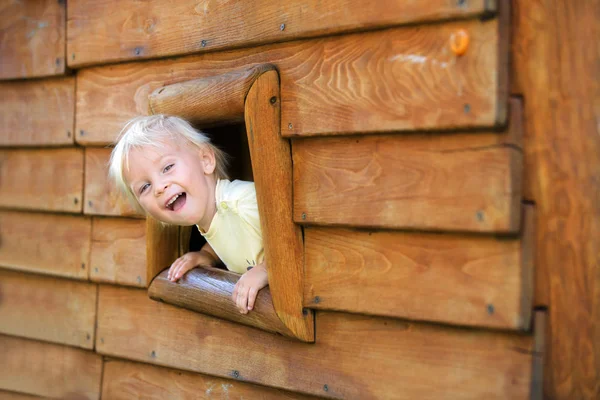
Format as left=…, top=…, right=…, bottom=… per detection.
left=155, top=182, right=169, bottom=197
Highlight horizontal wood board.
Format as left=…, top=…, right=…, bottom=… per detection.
left=0, top=390, right=45, bottom=400
left=90, top=217, right=146, bottom=287
left=102, top=359, right=319, bottom=399
left=0, top=77, right=74, bottom=146
left=0, top=270, right=97, bottom=349
left=0, top=148, right=83, bottom=213
left=97, top=285, right=534, bottom=399
left=304, top=206, right=533, bottom=330
left=293, top=99, right=523, bottom=233
left=76, top=17, right=506, bottom=145
left=0, top=0, right=66, bottom=80
left=0, top=335, right=102, bottom=399
left=0, top=211, right=91, bottom=279
left=84, top=148, right=143, bottom=217
left=67, top=0, right=495, bottom=67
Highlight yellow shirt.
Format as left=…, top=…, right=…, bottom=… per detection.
left=200, top=179, right=264, bottom=274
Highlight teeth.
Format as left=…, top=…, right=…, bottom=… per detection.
left=167, top=193, right=181, bottom=208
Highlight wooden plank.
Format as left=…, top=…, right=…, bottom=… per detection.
left=293, top=99, right=523, bottom=233
left=0, top=0, right=66, bottom=80
left=245, top=70, right=314, bottom=341
left=84, top=147, right=143, bottom=217
left=0, top=211, right=91, bottom=279
left=67, top=0, right=495, bottom=68
left=0, top=270, right=97, bottom=349
left=0, top=335, right=102, bottom=399
left=90, top=217, right=146, bottom=287
left=0, top=77, right=74, bottom=146
left=149, top=268, right=296, bottom=338
left=102, top=359, right=318, bottom=399
left=76, top=16, right=506, bottom=145
left=0, top=390, right=45, bottom=400
left=145, top=217, right=179, bottom=284
left=0, top=148, right=83, bottom=213
left=304, top=205, right=534, bottom=330
left=531, top=309, right=547, bottom=400
left=511, top=1, right=600, bottom=398
left=97, top=285, right=534, bottom=399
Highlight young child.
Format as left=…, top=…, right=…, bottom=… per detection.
left=109, top=114, right=267, bottom=314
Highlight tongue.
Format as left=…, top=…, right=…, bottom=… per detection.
left=172, top=193, right=186, bottom=211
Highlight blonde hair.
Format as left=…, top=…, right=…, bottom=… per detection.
left=108, top=114, right=229, bottom=211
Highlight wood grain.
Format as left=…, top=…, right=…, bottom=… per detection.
left=149, top=268, right=296, bottom=338
left=84, top=147, right=143, bottom=217
left=102, top=359, right=320, bottom=400
left=0, top=211, right=91, bottom=279
left=67, top=0, right=495, bottom=68
left=97, top=285, right=534, bottom=399
left=304, top=205, right=534, bottom=330
left=90, top=217, right=146, bottom=287
left=0, top=77, right=74, bottom=146
left=0, top=0, right=66, bottom=79
left=149, top=64, right=276, bottom=125
left=76, top=17, right=505, bottom=145
left=511, top=1, right=600, bottom=398
left=0, top=334, right=102, bottom=399
left=245, top=70, right=314, bottom=342
left=531, top=309, right=547, bottom=400
left=293, top=99, right=523, bottom=233
left=0, top=269, right=97, bottom=349
left=0, top=148, right=83, bottom=213
left=145, top=217, right=179, bottom=284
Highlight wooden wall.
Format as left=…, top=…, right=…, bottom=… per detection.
left=0, top=0, right=597, bottom=399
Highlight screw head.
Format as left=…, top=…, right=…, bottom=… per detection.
left=137, top=276, right=142, bottom=284
left=79, top=129, right=85, bottom=136
left=74, top=198, right=78, bottom=204
left=301, top=212, right=306, bottom=220
left=94, top=267, right=99, bottom=273
left=487, top=304, right=495, bottom=315
left=201, top=40, right=207, bottom=47
left=100, top=338, right=104, bottom=344
left=457, top=0, right=467, bottom=6
left=86, top=333, right=91, bottom=340
left=151, top=350, right=156, bottom=357
left=323, top=384, right=329, bottom=392
left=232, top=370, right=240, bottom=378
left=81, top=263, right=85, bottom=269
left=67, top=130, right=71, bottom=137
left=71, top=53, right=75, bottom=60
left=463, top=103, right=471, bottom=113
left=134, top=47, right=141, bottom=55
left=55, top=58, right=61, bottom=66
left=280, top=23, right=286, bottom=31
left=476, top=210, right=484, bottom=222
left=288, top=123, right=293, bottom=130
left=314, top=296, right=320, bottom=304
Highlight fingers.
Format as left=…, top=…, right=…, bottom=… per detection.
left=236, top=285, right=249, bottom=314
left=168, top=256, right=193, bottom=282
left=247, top=287, right=258, bottom=311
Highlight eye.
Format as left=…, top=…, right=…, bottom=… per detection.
left=163, top=163, right=174, bottom=173
left=139, top=183, right=150, bottom=195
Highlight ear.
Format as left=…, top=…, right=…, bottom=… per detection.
left=199, top=146, right=216, bottom=175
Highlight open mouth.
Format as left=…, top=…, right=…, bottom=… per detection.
left=166, top=192, right=186, bottom=212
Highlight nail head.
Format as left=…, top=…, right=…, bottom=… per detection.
left=288, top=123, right=293, bottom=130
left=314, top=296, right=320, bottom=304
left=487, top=304, right=495, bottom=315
left=302, top=212, right=306, bottom=220
left=323, top=384, right=329, bottom=392
left=201, top=40, right=207, bottom=47
left=280, top=23, right=285, bottom=31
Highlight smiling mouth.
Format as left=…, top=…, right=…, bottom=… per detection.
left=166, top=192, right=186, bottom=211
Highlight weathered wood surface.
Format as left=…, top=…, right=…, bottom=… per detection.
left=0, top=149, right=83, bottom=213
left=84, top=148, right=142, bottom=217
left=0, top=335, right=102, bottom=399
left=102, top=359, right=320, bottom=399
left=304, top=205, right=534, bottom=330
left=90, top=217, right=146, bottom=287
left=512, top=1, right=600, bottom=398
left=76, top=17, right=506, bottom=145
left=0, top=270, right=96, bottom=349
left=145, top=217, right=179, bottom=284
left=0, top=0, right=66, bottom=79
left=0, top=77, right=74, bottom=146
left=67, top=0, right=495, bottom=68
left=149, top=64, right=275, bottom=125
left=97, top=285, right=534, bottom=399
left=149, top=268, right=296, bottom=338
left=294, top=98, right=523, bottom=233
left=0, top=211, right=91, bottom=279
left=245, top=70, right=313, bottom=342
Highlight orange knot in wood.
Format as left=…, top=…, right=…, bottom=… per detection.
left=450, top=29, right=470, bottom=56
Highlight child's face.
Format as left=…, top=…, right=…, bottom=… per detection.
left=124, top=138, right=217, bottom=229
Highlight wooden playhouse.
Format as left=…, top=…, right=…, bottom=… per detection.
left=0, top=1, right=597, bottom=399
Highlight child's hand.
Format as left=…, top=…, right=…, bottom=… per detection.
left=232, top=261, right=268, bottom=314
left=168, top=250, right=216, bottom=282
